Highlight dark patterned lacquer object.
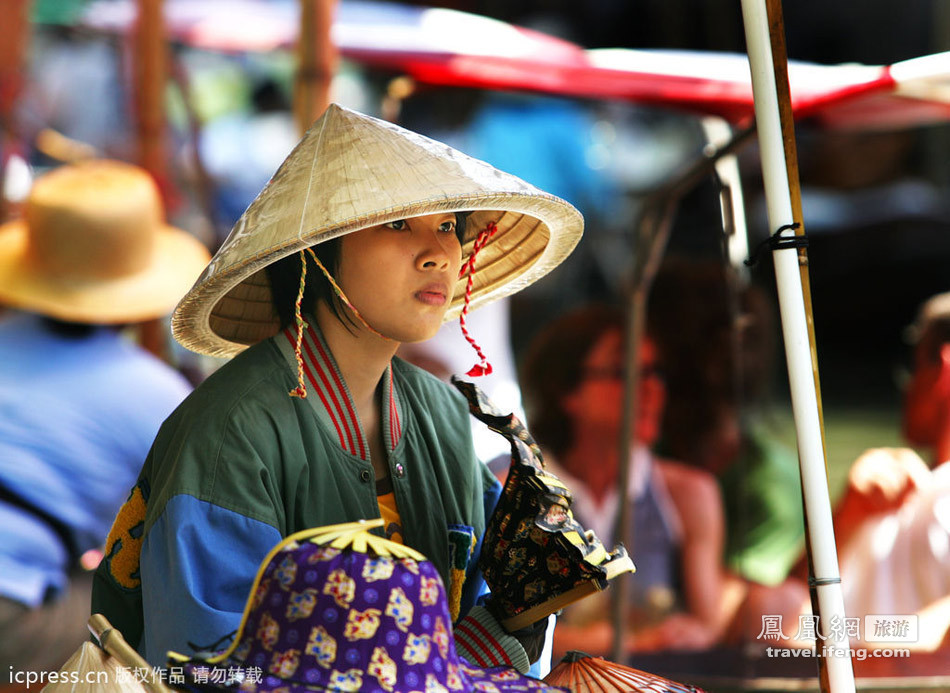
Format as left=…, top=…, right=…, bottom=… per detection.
left=452, top=379, right=635, bottom=631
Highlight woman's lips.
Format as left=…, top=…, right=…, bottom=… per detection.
left=415, top=283, right=448, bottom=306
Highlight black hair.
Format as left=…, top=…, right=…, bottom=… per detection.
left=455, top=212, right=470, bottom=245
left=266, top=238, right=352, bottom=330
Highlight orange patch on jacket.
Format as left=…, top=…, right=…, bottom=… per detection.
left=102, top=484, right=147, bottom=590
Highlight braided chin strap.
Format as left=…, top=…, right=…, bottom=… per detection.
left=458, top=221, right=498, bottom=377
left=287, top=247, right=394, bottom=399
left=288, top=250, right=310, bottom=398
left=306, top=247, right=391, bottom=341
left=286, top=220, right=498, bottom=398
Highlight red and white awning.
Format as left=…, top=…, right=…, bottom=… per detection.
left=77, top=0, right=950, bottom=131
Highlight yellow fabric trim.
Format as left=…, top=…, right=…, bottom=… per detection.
left=447, top=534, right=476, bottom=622
left=448, top=568, right=465, bottom=622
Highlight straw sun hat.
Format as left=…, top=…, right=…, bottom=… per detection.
left=0, top=159, right=210, bottom=324
left=172, top=103, right=584, bottom=358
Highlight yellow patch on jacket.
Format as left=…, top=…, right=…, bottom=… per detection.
left=102, top=484, right=147, bottom=590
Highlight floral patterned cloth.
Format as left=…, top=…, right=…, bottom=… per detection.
left=171, top=523, right=565, bottom=693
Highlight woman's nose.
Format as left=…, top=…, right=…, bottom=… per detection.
left=416, top=228, right=454, bottom=271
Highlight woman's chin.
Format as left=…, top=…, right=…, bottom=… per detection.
left=387, top=320, right=444, bottom=345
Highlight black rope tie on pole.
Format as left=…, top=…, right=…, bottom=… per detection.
left=808, top=576, right=842, bottom=587
left=744, top=222, right=807, bottom=267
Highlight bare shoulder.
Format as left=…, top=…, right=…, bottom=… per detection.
left=656, top=457, right=719, bottom=499
left=656, top=457, right=723, bottom=528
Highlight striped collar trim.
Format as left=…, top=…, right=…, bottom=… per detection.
left=279, top=320, right=403, bottom=461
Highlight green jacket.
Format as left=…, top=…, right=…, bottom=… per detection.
left=92, top=323, right=500, bottom=665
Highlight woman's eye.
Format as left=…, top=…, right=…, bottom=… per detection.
left=385, top=220, right=408, bottom=230
left=439, top=220, right=456, bottom=234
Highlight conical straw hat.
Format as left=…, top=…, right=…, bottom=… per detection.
left=544, top=651, right=707, bottom=693
left=172, top=103, right=584, bottom=357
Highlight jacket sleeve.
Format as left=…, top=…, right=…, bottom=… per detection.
left=135, top=386, right=291, bottom=667
left=140, top=494, right=282, bottom=666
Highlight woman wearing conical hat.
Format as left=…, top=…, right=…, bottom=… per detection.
left=91, top=105, right=583, bottom=673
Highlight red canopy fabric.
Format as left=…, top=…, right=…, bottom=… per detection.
left=78, top=0, right=950, bottom=131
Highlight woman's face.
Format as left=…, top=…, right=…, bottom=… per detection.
left=561, top=328, right=667, bottom=447
left=336, top=212, right=463, bottom=343
left=902, top=337, right=946, bottom=446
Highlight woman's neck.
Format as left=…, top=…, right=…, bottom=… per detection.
left=314, top=303, right=398, bottom=413
left=562, top=429, right=620, bottom=505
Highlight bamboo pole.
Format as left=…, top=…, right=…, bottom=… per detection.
left=89, top=614, right=174, bottom=693
left=294, top=0, right=339, bottom=136
left=739, top=1, right=854, bottom=691
left=0, top=0, right=31, bottom=223
left=133, top=0, right=167, bottom=183
left=133, top=0, right=169, bottom=361
left=759, top=2, right=833, bottom=689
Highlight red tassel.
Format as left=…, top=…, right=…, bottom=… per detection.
left=459, top=221, right=498, bottom=378
left=465, top=363, right=493, bottom=378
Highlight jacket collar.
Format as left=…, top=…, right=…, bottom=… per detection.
left=278, top=319, right=403, bottom=461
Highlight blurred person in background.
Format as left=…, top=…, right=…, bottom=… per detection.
left=197, top=75, right=297, bottom=240
left=824, top=290, right=950, bottom=650
left=726, top=290, right=950, bottom=651
left=521, top=303, right=730, bottom=656
left=646, top=258, right=805, bottom=589
left=0, top=160, right=209, bottom=673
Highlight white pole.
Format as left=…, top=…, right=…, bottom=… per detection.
left=738, top=2, right=856, bottom=692
left=701, top=116, right=750, bottom=281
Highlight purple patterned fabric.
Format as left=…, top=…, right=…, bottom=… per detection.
left=176, top=537, right=565, bottom=692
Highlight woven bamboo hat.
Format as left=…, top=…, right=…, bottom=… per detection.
left=0, top=160, right=210, bottom=324
left=172, top=103, right=584, bottom=358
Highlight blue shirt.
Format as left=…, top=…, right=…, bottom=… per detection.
left=0, top=313, right=192, bottom=607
